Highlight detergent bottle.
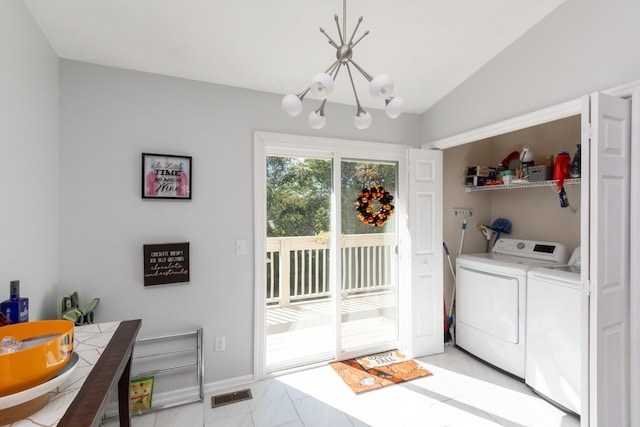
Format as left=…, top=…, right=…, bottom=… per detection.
left=553, top=152, right=571, bottom=180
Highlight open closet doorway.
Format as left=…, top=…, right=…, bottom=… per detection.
left=429, top=83, right=640, bottom=426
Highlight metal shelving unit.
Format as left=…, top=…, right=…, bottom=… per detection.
left=465, top=178, right=581, bottom=192
left=130, top=328, right=203, bottom=416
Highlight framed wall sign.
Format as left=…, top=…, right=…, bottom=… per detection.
left=143, top=242, right=190, bottom=286
left=142, top=153, right=192, bottom=199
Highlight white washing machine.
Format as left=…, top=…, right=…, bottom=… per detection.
left=526, top=247, right=582, bottom=415
left=455, top=238, right=568, bottom=379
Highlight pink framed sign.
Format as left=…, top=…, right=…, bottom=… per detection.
left=142, top=153, right=192, bottom=199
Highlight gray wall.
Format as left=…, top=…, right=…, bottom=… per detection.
left=58, top=60, right=421, bottom=383
left=7, top=0, right=640, bottom=388
left=0, top=0, right=59, bottom=320
left=426, top=0, right=640, bottom=314
left=421, top=0, right=640, bottom=143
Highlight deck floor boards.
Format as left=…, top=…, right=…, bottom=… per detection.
left=266, top=294, right=398, bottom=369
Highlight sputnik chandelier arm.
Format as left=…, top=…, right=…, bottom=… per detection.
left=309, top=59, right=343, bottom=129
left=346, top=63, right=372, bottom=130
left=281, top=0, right=405, bottom=129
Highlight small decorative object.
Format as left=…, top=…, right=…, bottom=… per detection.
left=570, top=143, right=581, bottom=178
left=143, top=242, right=190, bottom=286
left=558, top=186, right=570, bottom=208
left=130, top=376, right=154, bottom=412
left=0, top=336, right=21, bottom=354
left=519, top=145, right=534, bottom=179
left=59, top=291, right=100, bottom=325
left=502, top=170, right=516, bottom=184
left=553, top=152, right=571, bottom=182
left=500, top=150, right=521, bottom=170
left=491, top=218, right=512, bottom=245
left=0, top=280, right=28, bottom=324
left=142, top=153, right=192, bottom=199
left=355, top=184, right=394, bottom=227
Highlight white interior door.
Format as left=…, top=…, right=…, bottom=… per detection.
left=630, top=87, right=640, bottom=427
left=407, top=148, right=443, bottom=357
left=582, top=92, right=631, bottom=426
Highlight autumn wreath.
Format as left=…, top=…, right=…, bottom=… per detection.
left=355, top=184, right=395, bottom=227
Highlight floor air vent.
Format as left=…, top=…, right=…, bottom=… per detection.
left=211, top=389, right=253, bottom=408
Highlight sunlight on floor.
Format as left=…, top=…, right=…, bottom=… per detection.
left=102, top=345, right=580, bottom=427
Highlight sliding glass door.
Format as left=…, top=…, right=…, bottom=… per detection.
left=265, top=155, right=334, bottom=371
left=258, top=137, right=402, bottom=374
left=339, top=159, right=399, bottom=353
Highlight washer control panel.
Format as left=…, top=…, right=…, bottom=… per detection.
left=493, top=238, right=569, bottom=263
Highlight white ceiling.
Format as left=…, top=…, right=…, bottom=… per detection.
left=24, top=0, right=565, bottom=114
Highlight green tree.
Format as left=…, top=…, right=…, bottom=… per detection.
left=267, top=156, right=332, bottom=237
left=266, top=156, right=397, bottom=237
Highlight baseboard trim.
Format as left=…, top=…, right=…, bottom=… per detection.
left=203, top=374, right=255, bottom=395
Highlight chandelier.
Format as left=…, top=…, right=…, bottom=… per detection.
left=281, top=0, right=405, bottom=130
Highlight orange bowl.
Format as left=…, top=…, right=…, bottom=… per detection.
left=0, top=320, right=74, bottom=396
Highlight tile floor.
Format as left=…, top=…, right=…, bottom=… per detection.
left=102, top=345, right=580, bottom=427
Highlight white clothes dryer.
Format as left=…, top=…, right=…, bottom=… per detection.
left=526, top=247, right=582, bottom=415
left=455, top=238, right=569, bottom=379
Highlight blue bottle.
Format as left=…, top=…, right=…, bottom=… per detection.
left=0, top=280, right=29, bottom=324
left=558, top=186, right=570, bottom=208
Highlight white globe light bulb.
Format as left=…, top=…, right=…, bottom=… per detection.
left=354, top=111, right=372, bottom=130
left=308, top=110, right=326, bottom=129
left=309, top=73, right=334, bottom=99
left=281, top=94, right=303, bottom=116
left=369, top=74, right=394, bottom=99
left=385, top=97, right=405, bottom=118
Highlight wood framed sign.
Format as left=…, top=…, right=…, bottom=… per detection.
left=143, top=242, right=190, bottom=286
left=142, top=153, right=192, bottom=199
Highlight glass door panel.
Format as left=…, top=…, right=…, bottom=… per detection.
left=265, top=155, right=333, bottom=372
left=264, top=154, right=400, bottom=373
left=340, top=160, right=399, bottom=352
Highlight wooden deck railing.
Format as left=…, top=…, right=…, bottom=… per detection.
left=266, top=233, right=396, bottom=306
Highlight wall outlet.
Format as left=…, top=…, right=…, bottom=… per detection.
left=215, top=336, right=226, bottom=352
left=453, top=207, right=473, bottom=217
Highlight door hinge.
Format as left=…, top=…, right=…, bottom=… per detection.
left=582, top=123, right=593, bottom=141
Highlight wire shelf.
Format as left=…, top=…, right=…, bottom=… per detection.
left=465, top=178, right=581, bottom=192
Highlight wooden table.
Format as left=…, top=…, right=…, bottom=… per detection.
left=58, top=319, right=141, bottom=427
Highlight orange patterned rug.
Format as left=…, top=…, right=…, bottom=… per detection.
left=330, top=350, right=432, bottom=394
